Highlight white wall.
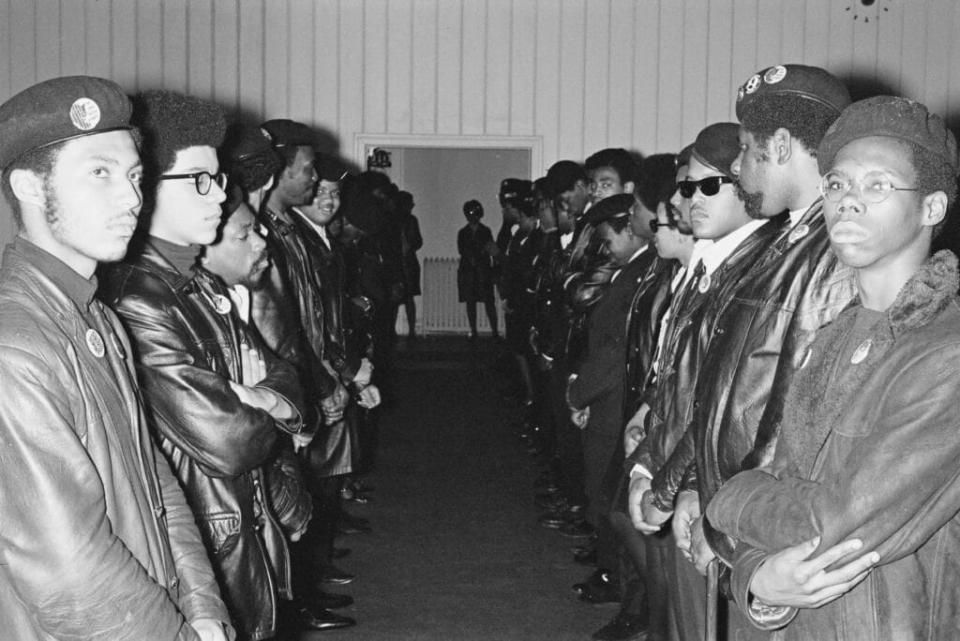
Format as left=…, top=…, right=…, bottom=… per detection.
left=2, top=0, right=959, bottom=248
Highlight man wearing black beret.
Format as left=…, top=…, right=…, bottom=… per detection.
left=666, top=64, right=859, bottom=640
left=0, top=76, right=230, bottom=640
left=707, top=96, right=960, bottom=639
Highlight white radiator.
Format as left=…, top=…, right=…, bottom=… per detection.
left=395, top=256, right=504, bottom=335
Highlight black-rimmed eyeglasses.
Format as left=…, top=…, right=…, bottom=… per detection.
left=158, top=171, right=228, bottom=196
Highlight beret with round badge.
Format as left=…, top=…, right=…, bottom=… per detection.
left=499, top=178, right=534, bottom=207
left=0, top=75, right=133, bottom=170
left=735, top=64, right=851, bottom=121
left=818, top=95, right=959, bottom=176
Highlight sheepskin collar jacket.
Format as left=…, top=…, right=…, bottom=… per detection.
left=707, top=250, right=960, bottom=640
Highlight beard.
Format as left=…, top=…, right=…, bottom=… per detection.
left=736, top=181, right=766, bottom=220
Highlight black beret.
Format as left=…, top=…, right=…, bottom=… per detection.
left=818, top=96, right=959, bottom=176
left=0, top=75, right=133, bottom=170
left=735, top=64, right=850, bottom=121
left=260, top=119, right=315, bottom=148
left=221, top=123, right=275, bottom=165
left=583, top=193, right=635, bottom=227
left=691, top=122, right=741, bottom=179
left=463, top=199, right=484, bottom=217
left=499, top=178, right=534, bottom=206
left=315, top=153, right=348, bottom=182
left=545, top=160, right=587, bottom=197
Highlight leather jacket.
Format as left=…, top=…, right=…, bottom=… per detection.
left=693, top=202, right=855, bottom=529
left=0, top=240, right=228, bottom=641
left=637, top=219, right=785, bottom=511
left=257, top=206, right=339, bottom=402
left=622, top=256, right=677, bottom=421
left=706, top=251, right=960, bottom=640
left=102, top=242, right=305, bottom=641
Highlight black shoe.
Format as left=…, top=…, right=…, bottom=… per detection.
left=332, top=547, right=352, bottom=559
left=319, top=564, right=355, bottom=585
left=574, top=569, right=620, bottom=605
left=308, top=590, right=355, bottom=610
left=574, top=547, right=597, bottom=566
left=337, top=512, right=372, bottom=535
left=538, top=510, right=566, bottom=529
left=535, top=492, right=568, bottom=511
left=296, top=604, right=356, bottom=631
left=592, top=612, right=649, bottom=641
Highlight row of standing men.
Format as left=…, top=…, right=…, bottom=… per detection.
left=0, top=76, right=419, bottom=640
left=492, top=63, right=960, bottom=641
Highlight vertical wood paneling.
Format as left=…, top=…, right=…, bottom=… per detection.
left=336, top=0, right=363, bottom=142
left=386, top=0, right=413, bottom=133
left=60, top=1, right=85, bottom=77
left=9, top=1, right=35, bottom=94
left=460, top=0, right=486, bottom=135
left=262, top=0, right=288, bottom=118
left=582, top=2, right=610, bottom=151
left=183, top=0, right=212, bottom=99
left=238, top=0, right=266, bottom=120
left=729, top=0, right=758, bottom=108
left=287, top=1, right=315, bottom=123
left=533, top=0, right=561, bottom=163
left=135, top=0, right=162, bottom=89
left=484, top=0, right=511, bottom=136
left=362, top=0, right=388, bottom=133
left=508, top=0, right=535, bottom=136
left=313, top=0, right=340, bottom=131
left=85, top=1, right=112, bottom=80
left=557, top=0, right=586, bottom=159
left=411, top=0, right=438, bottom=133
left=606, top=0, right=634, bottom=148
left=435, top=1, right=462, bottom=135
left=630, top=1, right=658, bottom=155
left=655, top=1, right=682, bottom=151
left=704, top=0, right=735, bottom=125
left=35, top=0, right=60, bottom=81
left=0, top=0, right=958, bottom=183
left=680, top=0, right=709, bottom=144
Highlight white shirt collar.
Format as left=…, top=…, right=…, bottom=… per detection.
left=228, top=284, right=250, bottom=324
left=699, top=218, right=767, bottom=276
left=291, top=207, right=331, bottom=248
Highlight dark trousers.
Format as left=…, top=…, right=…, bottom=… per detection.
left=549, top=366, right=585, bottom=506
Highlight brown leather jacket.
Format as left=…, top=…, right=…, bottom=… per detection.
left=0, top=240, right=228, bottom=641
left=102, top=242, right=305, bottom=640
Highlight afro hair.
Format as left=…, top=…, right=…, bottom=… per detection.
left=133, top=90, right=226, bottom=177
left=739, top=93, right=839, bottom=157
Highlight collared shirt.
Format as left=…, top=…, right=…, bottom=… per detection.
left=560, top=230, right=574, bottom=249
left=228, top=284, right=251, bottom=324
left=291, top=207, right=332, bottom=249
left=15, top=237, right=97, bottom=311
left=699, top=218, right=768, bottom=277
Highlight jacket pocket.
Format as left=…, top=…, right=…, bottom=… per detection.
left=198, top=512, right=241, bottom=558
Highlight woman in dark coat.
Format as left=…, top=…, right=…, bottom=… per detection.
left=457, top=200, right=500, bottom=339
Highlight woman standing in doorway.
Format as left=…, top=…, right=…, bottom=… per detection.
left=457, top=200, right=500, bottom=340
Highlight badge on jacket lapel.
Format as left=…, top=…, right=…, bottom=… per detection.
left=698, top=274, right=711, bottom=294
left=787, top=223, right=809, bottom=244
left=212, top=294, right=232, bottom=315
left=86, top=328, right=105, bottom=358
left=850, top=339, right=872, bottom=364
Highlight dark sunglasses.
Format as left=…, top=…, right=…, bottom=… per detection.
left=677, top=175, right=733, bottom=198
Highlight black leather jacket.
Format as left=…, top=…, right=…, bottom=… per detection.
left=692, top=202, right=856, bottom=558
left=0, top=240, right=229, bottom=641
left=636, top=219, right=785, bottom=511
left=102, top=242, right=305, bottom=640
